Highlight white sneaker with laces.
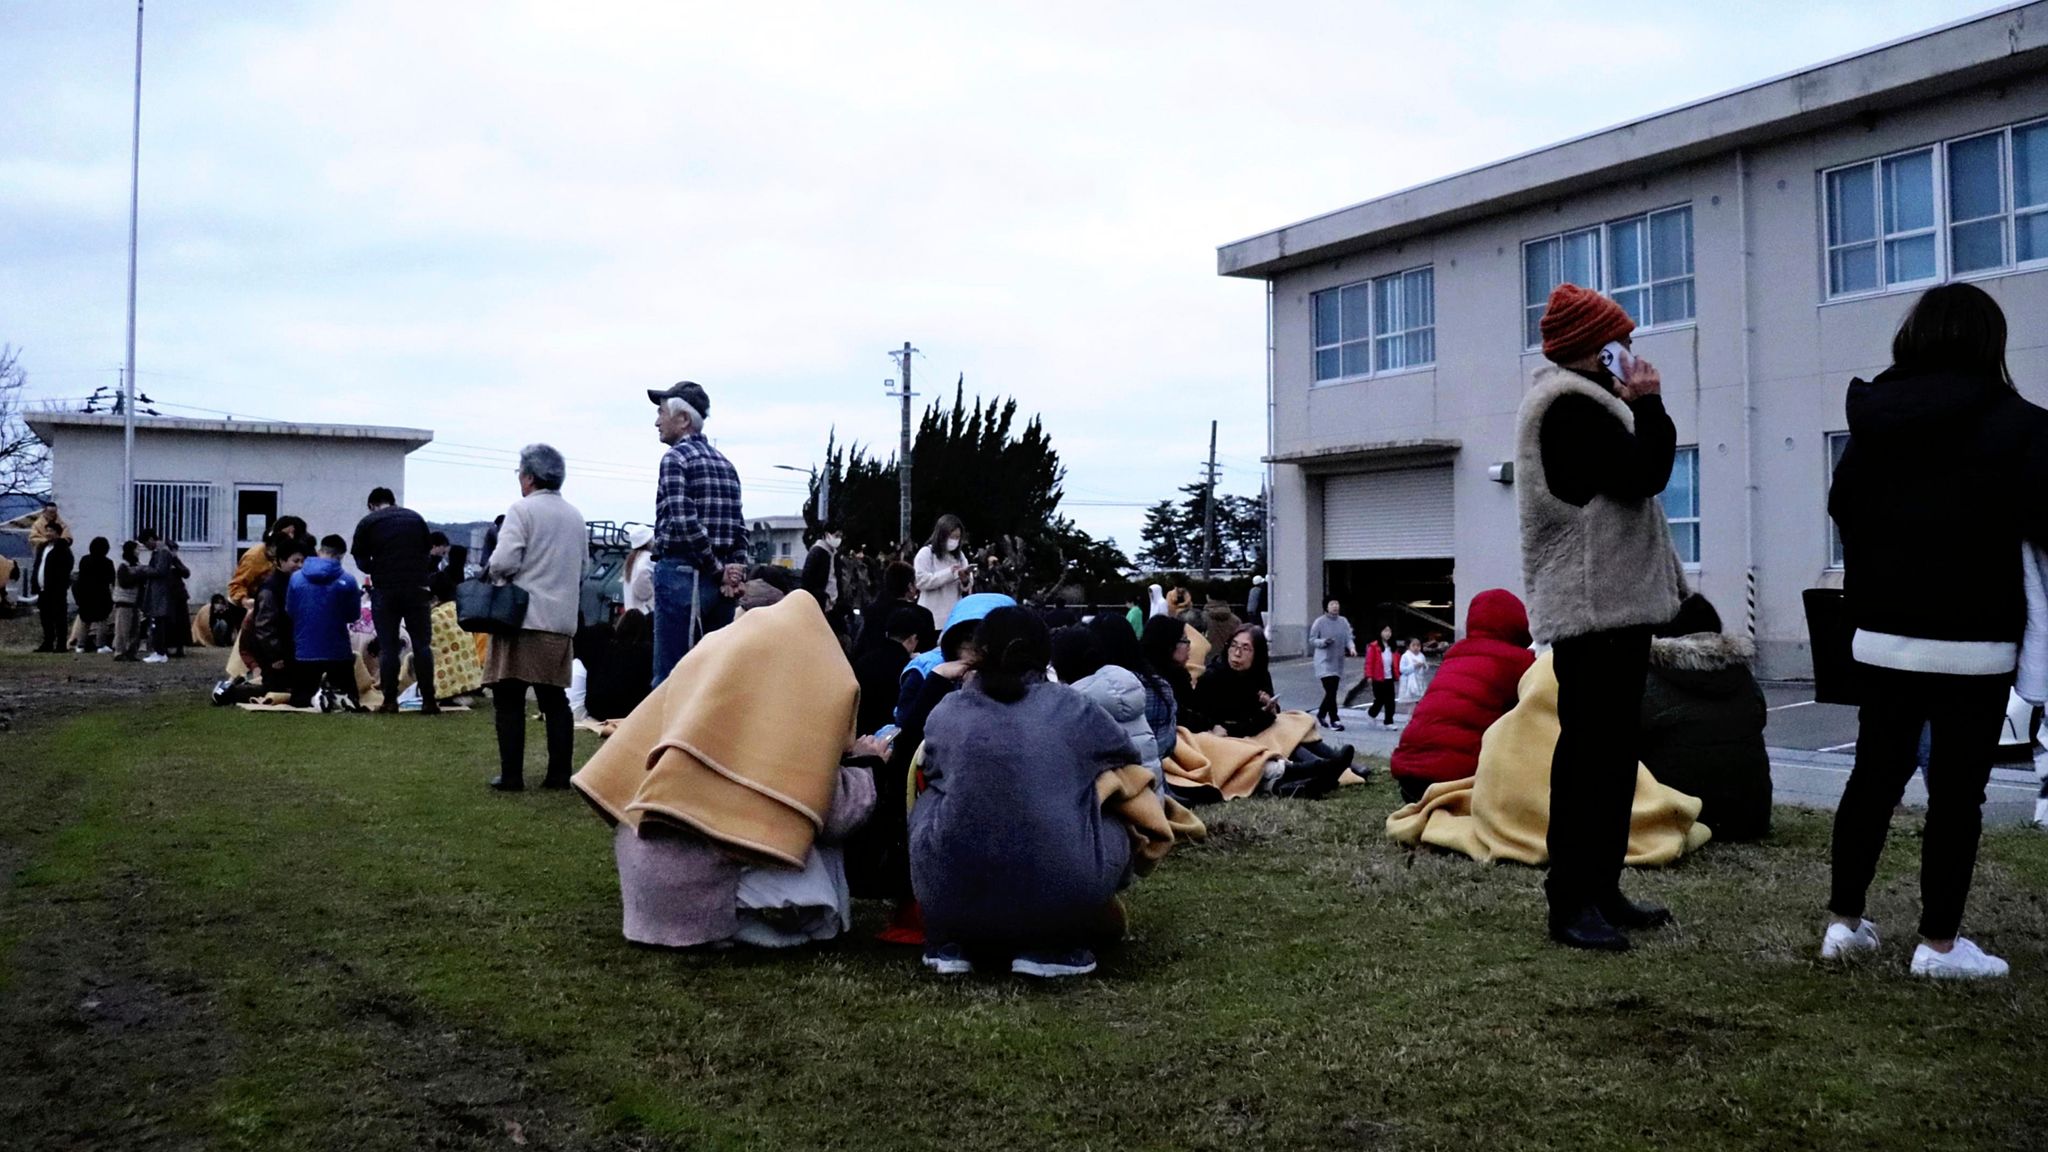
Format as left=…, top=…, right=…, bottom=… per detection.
left=2034, top=797, right=2048, bottom=829
left=142, top=653, right=170, bottom=664
left=96, top=646, right=113, bottom=654
left=1911, top=937, right=2008, bottom=980
left=1821, top=918, right=1880, bottom=961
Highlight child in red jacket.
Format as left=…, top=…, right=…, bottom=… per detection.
left=1389, top=590, right=1535, bottom=804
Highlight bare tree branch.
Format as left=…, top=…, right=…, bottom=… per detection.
left=0, top=345, right=52, bottom=501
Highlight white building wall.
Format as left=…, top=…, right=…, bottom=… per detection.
left=46, top=425, right=415, bottom=599
left=1263, top=71, right=2048, bottom=675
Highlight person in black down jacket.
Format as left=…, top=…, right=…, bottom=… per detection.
left=1825, top=282, right=2048, bottom=981
left=1638, top=595, right=1770, bottom=842
left=1196, top=624, right=1354, bottom=797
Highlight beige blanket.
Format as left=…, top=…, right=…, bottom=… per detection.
left=1386, top=651, right=1711, bottom=866
left=1164, top=710, right=1321, bottom=801
left=572, top=595, right=857, bottom=869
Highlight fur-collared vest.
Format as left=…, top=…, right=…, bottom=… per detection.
left=1515, top=365, right=1687, bottom=643
left=1639, top=630, right=1771, bottom=841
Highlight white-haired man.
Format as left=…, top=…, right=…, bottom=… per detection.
left=648, top=380, right=750, bottom=686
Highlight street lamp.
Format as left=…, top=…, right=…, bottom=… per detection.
left=774, top=463, right=828, bottom=522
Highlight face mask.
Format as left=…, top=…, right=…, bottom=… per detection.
left=947, top=537, right=962, bottom=553
left=826, top=535, right=842, bottom=549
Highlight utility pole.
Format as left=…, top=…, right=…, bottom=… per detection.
left=885, top=342, right=918, bottom=546
left=1200, top=419, right=1219, bottom=580
left=120, top=0, right=144, bottom=540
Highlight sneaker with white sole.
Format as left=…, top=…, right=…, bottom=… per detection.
left=1821, top=918, right=1880, bottom=961
left=922, top=944, right=971, bottom=975
left=1010, top=949, right=1097, bottom=978
left=2034, top=796, right=2047, bottom=829
left=142, top=653, right=169, bottom=664
left=1911, top=937, right=2008, bottom=980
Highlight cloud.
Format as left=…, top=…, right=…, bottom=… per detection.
left=0, top=0, right=1990, bottom=548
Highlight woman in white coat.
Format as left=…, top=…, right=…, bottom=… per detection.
left=913, top=514, right=972, bottom=629
left=484, top=444, right=587, bottom=792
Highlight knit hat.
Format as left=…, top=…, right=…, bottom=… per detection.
left=1539, top=284, right=1636, bottom=365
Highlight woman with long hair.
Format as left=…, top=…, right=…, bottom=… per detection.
left=910, top=607, right=1138, bottom=978
left=912, top=514, right=971, bottom=630
left=1825, top=282, right=2048, bottom=980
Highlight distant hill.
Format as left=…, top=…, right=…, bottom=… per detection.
left=430, top=520, right=497, bottom=552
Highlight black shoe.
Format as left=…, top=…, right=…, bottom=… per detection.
left=419, top=700, right=442, bottom=716
left=1549, top=905, right=1631, bottom=952
left=1598, top=892, right=1675, bottom=931
left=376, top=700, right=401, bottom=715
left=540, top=776, right=571, bottom=791
left=488, top=775, right=524, bottom=792
left=1329, top=720, right=1346, bottom=731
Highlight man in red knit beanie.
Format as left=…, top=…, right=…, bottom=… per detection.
left=1514, top=283, right=1689, bottom=952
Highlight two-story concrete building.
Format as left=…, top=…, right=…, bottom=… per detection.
left=1219, top=3, right=2048, bottom=676
left=26, top=413, right=432, bottom=600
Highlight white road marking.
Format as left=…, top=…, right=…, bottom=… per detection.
left=1768, top=700, right=1819, bottom=712
left=1819, top=742, right=1858, bottom=753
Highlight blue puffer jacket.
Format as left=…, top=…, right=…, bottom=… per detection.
left=288, top=557, right=362, bottom=662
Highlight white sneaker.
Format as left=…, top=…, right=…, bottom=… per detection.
left=1911, top=937, right=2008, bottom=980
left=2034, top=797, right=2048, bottom=828
left=1821, top=918, right=1880, bottom=961
left=142, top=653, right=170, bottom=664
left=96, top=646, right=113, bottom=654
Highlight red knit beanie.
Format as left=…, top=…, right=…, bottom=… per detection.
left=1539, top=283, right=1636, bottom=365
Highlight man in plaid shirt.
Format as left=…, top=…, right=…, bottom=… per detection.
left=647, top=380, right=751, bottom=685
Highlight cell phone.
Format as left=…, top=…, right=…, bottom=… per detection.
left=1599, top=341, right=1633, bottom=380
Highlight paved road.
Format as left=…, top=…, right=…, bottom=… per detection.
left=1269, top=658, right=2042, bottom=827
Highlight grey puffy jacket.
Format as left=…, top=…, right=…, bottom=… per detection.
left=1072, top=665, right=1161, bottom=787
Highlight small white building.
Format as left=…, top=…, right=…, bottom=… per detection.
left=749, top=515, right=808, bottom=568
left=25, top=413, right=432, bottom=599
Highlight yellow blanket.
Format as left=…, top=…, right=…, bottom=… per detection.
left=1182, top=624, right=1211, bottom=684
left=1385, top=651, right=1711, bottom=865
left=429, top=600, right=484, bottom=698
left=572, top=594, right=856, bottom=869
left=1163, top=711, right=1321, bottom=801
left=1094, top=764, right=1206, bottom=876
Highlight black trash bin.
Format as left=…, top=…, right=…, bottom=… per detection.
left=1803, top=588, right=1858, bottom=706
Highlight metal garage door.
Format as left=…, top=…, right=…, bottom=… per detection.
left=1323, top=466, right=1455, bottom=560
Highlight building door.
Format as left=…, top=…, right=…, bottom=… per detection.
left=1321, top=466, right=1457, bottom=641
left=235, top=484, right=282, bottom=548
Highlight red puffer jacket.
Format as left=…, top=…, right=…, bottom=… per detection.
left=1390, top=590, right=1535, bottom=787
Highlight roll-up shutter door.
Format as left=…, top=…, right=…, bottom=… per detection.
left=1322, top=466, right=1455, bottom=560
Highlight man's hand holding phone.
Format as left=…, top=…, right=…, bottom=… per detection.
left=1602, top=341, right=1661, bottom=403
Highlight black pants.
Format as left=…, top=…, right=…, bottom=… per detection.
left=1365, top=679, right=1398, bottom=723
left=1546, top=626, right=1652, bottom=918
left=493, top=679, right=572, bottom=786
left=37, top=592, right=67, bottom=650
left=1398, top=775, right=1430, bottom=805
left=1317, top=676, right=1341, bottom=726
left=290, top=660, right=359, bottom=709
left=1829, top=665, right=2010, bottom=941
left=372, top=585, right=436, bottom=704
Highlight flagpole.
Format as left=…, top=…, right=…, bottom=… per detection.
left=120, top=0, right=144, bottom=540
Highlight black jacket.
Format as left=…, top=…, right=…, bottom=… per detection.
left=1539, top=377, right=1677, bottom=506
left=351, top=506, right=436, bottom=587
left=855, top=597, right=937, bottom=659
left=853, top=643, right=912, bottom=736
left=1831, top=367, right=2048, bottom=644
left=1639, top=632, right=1771, bottom=841
left=244, top=569, right=294, bottom=678
left=72, top=554, right=114, bottom=619
left=1195, top=659, right=1277, bottom=739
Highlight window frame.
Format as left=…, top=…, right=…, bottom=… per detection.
left=1820, top=116, right=2048, bottom=303
left=1666, top=445, right=1701, bottom=571
left=233, top=484, right=282, bottom=549
left=1522, top=205, right=1697, bottom=351
left=1825, top=432, right=1851, bottom=570
left=1310, top=263, right=1437, bottom=386
left=134, top=480, right=217, bottom=550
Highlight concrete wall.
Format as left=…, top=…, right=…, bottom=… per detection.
left=45, top=425, right=414, bottom=600
left=1264, top=72, right=2048, bottom=676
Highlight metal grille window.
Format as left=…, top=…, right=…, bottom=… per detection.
left=134, top=481, right=214, bottom=547
left=1312, top=266, right=1435, bottom=383
left=1666, top=446, right=1700, bottom=567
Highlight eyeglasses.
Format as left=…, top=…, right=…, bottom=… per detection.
left=1227, top=642, right=1255, bottom=655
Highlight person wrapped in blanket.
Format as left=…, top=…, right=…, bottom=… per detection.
left=1190, top=624, right=1356, bottom=800
left=911, top=607, right=1142, bottom=979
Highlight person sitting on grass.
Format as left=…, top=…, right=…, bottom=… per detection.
left=852, top=607, right=922, bottom=737
left=1197, top=624, right=1355, bottom=797
left=287, top=535, right=364, bottom=711
left=1389, top=590, right=1535, bottom=805
left=911, top=607, right=1142, bottom=979
left=1637, top=594, right=1772, bottom=842
left=218, top=537, right=307, bottom=704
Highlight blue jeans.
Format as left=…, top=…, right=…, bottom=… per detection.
left=652, top=559, right=734, bottom=688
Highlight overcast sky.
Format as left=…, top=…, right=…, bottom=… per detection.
left=1, top=0, right=1993, bottom=550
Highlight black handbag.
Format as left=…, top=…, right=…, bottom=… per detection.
left=455, top=578, right=529, bottom=635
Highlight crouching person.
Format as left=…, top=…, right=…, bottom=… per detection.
left=237, top=537, right=307, bottom=700
left=287, top=535, right=365, bottom=711
left=1639, top=595, right=1771, bottom=841
left=911, top=607, right=1142, bottom=978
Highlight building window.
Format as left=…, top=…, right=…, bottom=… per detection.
left=1524, top=207, right=1693, bottom=348
left=1827, top=432, right=1850, bottom=568
left=779, top=541, right=792, bottom=558
left=235, top=485, right=280, bottom=547
left=1313, top=265, right=1435, bottom=382
left=135, top=481, right=214, bottom=547
left=1823, top=117, right=2048, bottom=299
left=1666, top=446, right=1700, bottom=567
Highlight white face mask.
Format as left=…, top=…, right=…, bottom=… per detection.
left=947, top=536, right=962, bottom=553
left=826, top=535, right=842, bottom=549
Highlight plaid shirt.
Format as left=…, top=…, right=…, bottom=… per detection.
left=654, top=434, right=749, bottom=573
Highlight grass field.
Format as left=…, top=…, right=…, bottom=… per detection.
left=3, top=671, right=2046, bottom=1151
